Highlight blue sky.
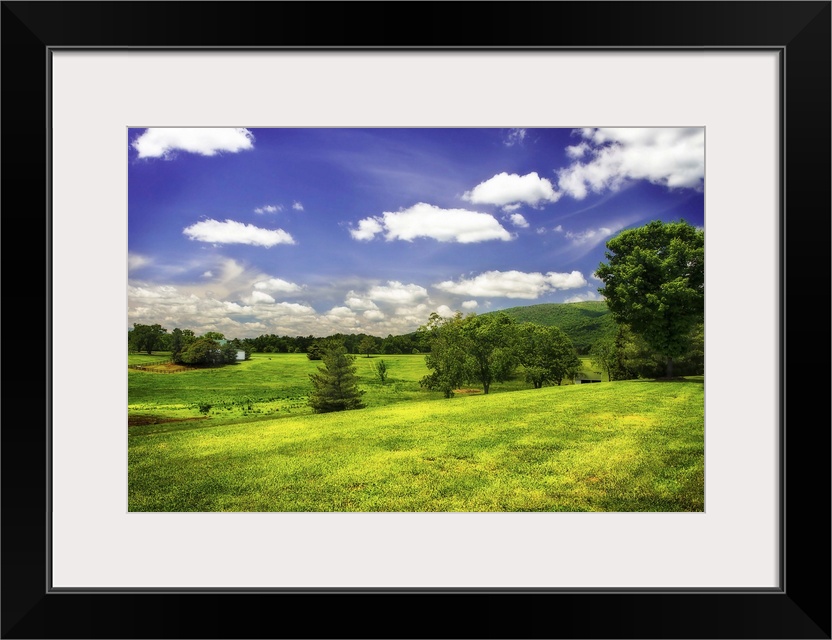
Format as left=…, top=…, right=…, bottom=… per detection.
left=128, top=127, right=704, bottom=338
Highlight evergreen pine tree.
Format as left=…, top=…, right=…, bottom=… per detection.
left=307, top=341, right=365, bottom=413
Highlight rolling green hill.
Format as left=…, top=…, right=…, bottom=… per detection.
left=483, top=301, right=616, bottom=353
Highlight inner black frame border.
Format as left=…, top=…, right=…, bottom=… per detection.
left=2, top=2, right=829, bottom=638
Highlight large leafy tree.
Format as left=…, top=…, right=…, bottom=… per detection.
left=459, top=312, right=518, bottom=394
left=307, top=341, right=365, bottom=413
left=417, top=312, right=469, bottom=398
left=129, top=323, right=167, bottom=355
left=358, top=336, right=376, bottom=358
left=418, top=312, right=518, bottom=396
left=517, top=322, right=581, bottom=388
left=595, top=220, right=704, bottom=378
left=590, top=324, right=662, bottom=381
left=170, top=327, right=196, bottom=363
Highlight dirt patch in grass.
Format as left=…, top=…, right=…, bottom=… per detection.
left=152, top=363, right=194, bottom=372
left=131, top=363, right=195, bottom=373
left=454, top=388, right=483, bottom=395
left=128, top=415, right=208, bottom=427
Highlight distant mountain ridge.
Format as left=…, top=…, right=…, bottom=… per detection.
left=482, top=301, right=616, bottom=353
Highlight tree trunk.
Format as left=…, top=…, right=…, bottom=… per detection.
left=666, top=356, right=674, bottom=378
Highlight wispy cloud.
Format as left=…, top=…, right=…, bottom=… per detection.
left=128, top=253, right=152, bottom=272
left=254, top=204, right=282, bottom=214
left=131, top=128, right=255, bottom=159
left=183, top=219, right=295, bottom=247
left=564, top=226, right=617, bottom=246
left=503, top=128, right=527, bottom=147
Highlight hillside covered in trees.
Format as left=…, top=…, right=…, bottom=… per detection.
left=482, top=301, right=616, bottom=354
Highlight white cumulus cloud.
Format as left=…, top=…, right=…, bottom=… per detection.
left=131, top=128, right=254, bottom=159
left=395, top=303, right=429, bottom=318
left=366, top=281, right=429, bottom=305
left=461, top=300, right=479, bottom=310
left=345, top=294, right=379, bottom=311
left=183, top=219, right=295, bottom=247
left=273, top=302, right=316, bottom=315
left=462, top=172, right=561, bottom=209
left=508, top=213, right=529, bottom=228
left=292, top=201, right=304, bottom=211
left=564, top=290, right=603, bottom=303
left=253, top=277, right=303, bottom=293
left=557, top=127, right=704, bottom=199
left=246, top=290, right=276, bottom=305
left=565, top=141, right=590, bottom=159
left=326, top=306, right=356, bottom=319
left=254, top=205, right=282, bottom=214
left=350, top=203, right=512, bottom=243
left=349, top=217, right=384, bottom=241
left=435, top=269, right=587, bottom=299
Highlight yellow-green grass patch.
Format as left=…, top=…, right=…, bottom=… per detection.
left=129, top=378, right=704, bottom=512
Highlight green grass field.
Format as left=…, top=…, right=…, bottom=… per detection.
left=128, top=353, right=703, bottom=512
left=128, top=353, right=447, bottom=430
left=128, top=351, right=174, bottom=365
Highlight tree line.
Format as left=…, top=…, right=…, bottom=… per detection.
left=416, top=311, right=582, bottom=397
left=129, top=325, right=425, bottom=359
left=128, top=326, right=250, bottom=366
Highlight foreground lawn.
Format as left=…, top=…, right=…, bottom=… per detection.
left=129, top=377, right=704, bottom=512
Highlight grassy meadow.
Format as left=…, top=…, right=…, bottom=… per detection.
left=128, top=352, right=703, bottom=512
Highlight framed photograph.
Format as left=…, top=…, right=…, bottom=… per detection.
left=3, top=2, right=829, bottom=638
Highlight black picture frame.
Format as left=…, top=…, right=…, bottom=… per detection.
left=2, top=2, right=829, bottom=638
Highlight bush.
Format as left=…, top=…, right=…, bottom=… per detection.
left=180, top=337, right=223, bottom=366
left=372, top=359, right=389, bottom=383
